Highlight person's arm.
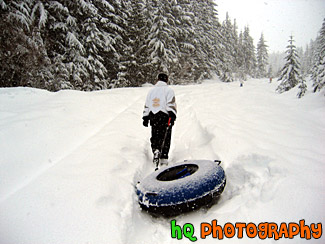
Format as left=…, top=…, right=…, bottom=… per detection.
left=143, top=93, right=150, bottom=127
left=166, top=89, right=177, bottom=125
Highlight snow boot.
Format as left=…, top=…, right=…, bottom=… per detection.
left=160, top=159, right=168, bottom=166
left=153, top=149, right=160, bottom=170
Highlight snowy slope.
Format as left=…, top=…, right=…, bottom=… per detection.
left=0, top=78, right=324, bottom=244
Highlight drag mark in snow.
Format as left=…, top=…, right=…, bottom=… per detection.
left=171, top=102, right=220, bottom=162
left=221, top=154, right=285, bottom=206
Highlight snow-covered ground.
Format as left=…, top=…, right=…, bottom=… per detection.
left=0, top=78, right=324, bottom=244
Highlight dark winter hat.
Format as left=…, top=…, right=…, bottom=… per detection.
left=158, top=73, right=168, bottom=82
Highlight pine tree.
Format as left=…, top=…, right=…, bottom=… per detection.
left=242, top=26, right=257, bottom=78
left=276, top=35, right=305, bottom=96
left=43, top=0, right=128, bottom=90
left=300, top=42, right=314, bottom=75
left=0, top=0, right=51, bottom=88
left=219, top=12, right=235, bottom=82
left=43, top=0, right=76, bottom=90
left=107, top=0, right=131, bottom=88
left=143, top=0, right=179, bottom=83
left=236, top=30, right=246, bottom=80
left=170, top=0, right=196, bottom=83
left=232, top=19, right=245, bottom=80
left=44, top=0, right=88, bottom=90
left=202, top=0, right=223, bottom=79
left=256, top=33, right=268, bottom=78
left=190, top=0, right=221, bottom=81
left=123, top=0, right=149, bottom=86
left=311, top=18, right=325, bottom=93
left=66, top=0, right=115, bottom=90
left=0, top=0, right=7, bottom=9
left=297, top=76, right=307, bottom=98
left=79, top=1, right=108, bottom=90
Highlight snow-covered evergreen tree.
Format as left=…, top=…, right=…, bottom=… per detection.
left=219, top=12, right=236, bottom=82
left=242, top=26, right=257, bottom=78
left=0, top=0, right=7, bottom=9
left=66, top=0, right=118, bottom=90
left=44, top=0, right=128, bottom=90
left=300, top=41, right=315, bottom=75
left=170, top=0, right=196, bottom=83
left=123, top=0, right=149, bottom=86
left=311, top=18, right=325, bottom=93
left=0, top=0, right=51, bottom=88
left=201, top=0, right=223, bottom=79
left=107, top=0, right=131, bottom=88
left=188, top=0, right=222, bottom=81
left=276, top=35, right=305, bottom=96
left=236, top=30, right=247, bottom=80
left=143, top=0, right=179, bottom=82
left=79, top=1, right=108, bottom=90
left=297, top=76, right=307, bottom=98
left=44, top=0, right=88, bottom=90
left=232, top=19, right=245, bottom=80
left=43, top=1, right=75, bottom=90
left=256, top=33, right=268, bottom=78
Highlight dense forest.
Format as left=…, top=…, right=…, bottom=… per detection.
left=0, top=0, right=324, bottom=94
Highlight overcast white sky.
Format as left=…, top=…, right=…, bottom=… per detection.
left=215, top=0, right=325, bottom=53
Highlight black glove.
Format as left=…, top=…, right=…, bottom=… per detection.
left=143, top=116, right=149, bottom=127
left=168, top=112, right=176, bottom=126
left=169, top=117, right=175, bottom=126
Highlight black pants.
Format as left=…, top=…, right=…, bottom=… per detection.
left=149, top=112, right=172, bottom=159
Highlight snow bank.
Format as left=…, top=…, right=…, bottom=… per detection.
left=0, top=79, right=324, bottom=244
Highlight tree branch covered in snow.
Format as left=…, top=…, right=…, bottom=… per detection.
left=276, top=35, right=307, bottom=98
left=311, top=18, right=325, bottom=94
left=0, top=0, right=322, bottom=93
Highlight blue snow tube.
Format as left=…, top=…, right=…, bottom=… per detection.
left=136, top=160, right=226, bottom=216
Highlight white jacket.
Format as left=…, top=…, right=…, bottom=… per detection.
left=143, top=81, right=177, bottom=117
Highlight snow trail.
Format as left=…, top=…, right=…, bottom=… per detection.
left=0, top=79, right=324, bottom=244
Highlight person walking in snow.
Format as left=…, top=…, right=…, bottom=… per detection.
left=142, top=73, right=177, bottom=168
